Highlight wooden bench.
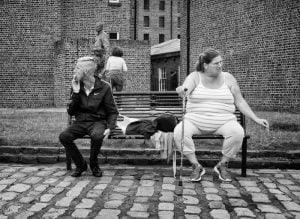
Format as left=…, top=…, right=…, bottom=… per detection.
left=66, top=91, right=250, bottom=176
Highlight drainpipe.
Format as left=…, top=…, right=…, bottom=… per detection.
left=134, top=0, right=137, bottom=40
left=186, top=0, right=190, bottom=75
left=170, top=0, right=173, bottom=39
left=76, top=39, right=79, bottom=58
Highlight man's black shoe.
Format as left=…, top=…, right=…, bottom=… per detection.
left=71, top=162, right=88, bottom=177
left=92, top=166, right=103, bottom=177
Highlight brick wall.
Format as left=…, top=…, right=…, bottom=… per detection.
left=54, top=38, right=151, bottom=107
left=179, top=0, right=188, bottom=85
left=111, top=40, right=151, bottom=92
left=181, top=0, right=300, bottom=112
left=61, top=0, right=132, bottom=40
left=1, top=0, right=299, bottom=110
left=0, top=0, right=61, bottom=107
left=0, top=0, right=151, bottom=108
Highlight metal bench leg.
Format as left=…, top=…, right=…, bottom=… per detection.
left=241, top=137, right=247, bottom=177
left=66, top=150, right=72, bottom=171
left=173, top=150, right=177, bottom=178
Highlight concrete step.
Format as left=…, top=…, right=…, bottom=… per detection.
left=0, top=146, right=299, bottom=169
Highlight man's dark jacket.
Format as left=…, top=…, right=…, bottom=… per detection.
left=68, top=76, right=119, bottom=130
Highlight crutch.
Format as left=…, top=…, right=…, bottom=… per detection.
left=178, top=88, right=188, bottom=186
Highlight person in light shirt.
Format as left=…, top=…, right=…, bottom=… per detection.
left=104, top=46, right=128, bottom=91
left=174, top=48, right=269, bottom=182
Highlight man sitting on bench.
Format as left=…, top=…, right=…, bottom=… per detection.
left=59, top=56, right=119, bottom=177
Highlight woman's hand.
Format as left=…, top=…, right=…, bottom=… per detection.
left=176, top=86, right=188, bottom=98
left=255, top=118, right=269, bottom=129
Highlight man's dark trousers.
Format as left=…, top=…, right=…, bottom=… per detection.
left=59, top=121, right=106, bottom=170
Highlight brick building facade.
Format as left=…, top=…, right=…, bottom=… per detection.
left=0, top=0, right=150, bottom=107
left=0, top=0, right=61, bottom=107
left=180, top=0, right=300, bottom=112
left=60, top=0, right=133, bottom=40
left=136, top=0, right=181, bottom=45
left=54, top=38, right=150, bottom=107
left=0, top=0, right=299, bottom=111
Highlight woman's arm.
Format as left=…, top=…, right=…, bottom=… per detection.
left=227, top=73, right=269, bottom=128
left=122, top=59, right=128, bottom=72
left=176, top=71, right=200, bottom=97
left=105, top=57, right=111, bottom=71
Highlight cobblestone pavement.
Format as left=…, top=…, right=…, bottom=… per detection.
left=0, top=163, right=299, bottom=219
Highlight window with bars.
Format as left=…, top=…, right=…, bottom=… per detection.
left=143, top=33, right=149, bottom=41
left=144, top=16, right=150, bottom=27
left=159, top=34, right=165, bottom=43
left=159, top=0, right=165, bottom=11
left=159, top=67, right=167, bottom=91
left=159, top=16, right=165, bottom=28
left=177, top=17, right=180, bottom=28
left=144, top=0, right=149, bottom=10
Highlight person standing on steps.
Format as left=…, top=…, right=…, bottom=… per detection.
left=104, top=46, right=128, bottom=92
left=93, top=22, right=110, bottom=77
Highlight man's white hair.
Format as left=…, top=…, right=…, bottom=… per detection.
left=76, top=56, right=97, bottom=76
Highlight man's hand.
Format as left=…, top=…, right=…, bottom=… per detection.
left=72, top=75, right=80, bottom=93
left=103, top=128, right=111, bottom=140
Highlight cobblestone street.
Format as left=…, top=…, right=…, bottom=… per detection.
left=0, top=163, right=299, bottom=218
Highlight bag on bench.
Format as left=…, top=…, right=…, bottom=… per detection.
left=117, top=113, right=179, bottom=139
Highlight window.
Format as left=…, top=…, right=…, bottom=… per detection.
left=159, top=0, right=165, bottom=11
left=159, top=67, right=166, bottom=91
left=108, top=0, right=121, bottom=6
left=177, top=17, right=181, bottom=28
left=177, top=1, right=181, bottom=13
left=159, top=34, right=165, bottom=43
left=109, top=32, right=119, bottom=40
left=159, top=16, right=165, bottom=28
left=144, top=16, right=150, bottom=27
left=143, top=33, right=149, bottom=41
left=177, top=34, right=180, bottom=39
left=144, top=0, right=149, bottom=10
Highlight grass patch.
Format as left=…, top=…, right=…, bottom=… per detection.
left=0, top=109, right=68, bottom=147
left=245, top=111, right=300, bottom=150
left=270, top=122, right=300, bottom=132
left=0, top=109, right=299, bottom=151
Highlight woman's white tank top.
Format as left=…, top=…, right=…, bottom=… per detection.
left=185, top=72, right=236, bottom=131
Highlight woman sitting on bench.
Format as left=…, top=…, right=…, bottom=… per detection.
left=174, top=48, right=269, bottom=182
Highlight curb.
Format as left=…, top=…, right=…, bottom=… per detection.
left=0, top=146, right=299, bottom=169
